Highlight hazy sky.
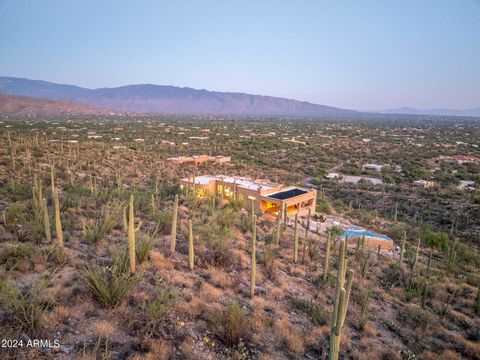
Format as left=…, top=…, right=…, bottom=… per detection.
left=1, top=0, right=479, bottom=110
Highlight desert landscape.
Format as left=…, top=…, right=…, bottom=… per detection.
left=1, top=1, right=480, bottom=359
left=0, top=114, right=479, bottom=359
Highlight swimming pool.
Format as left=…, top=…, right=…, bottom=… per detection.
left=343, top=229, right=391, bottom=241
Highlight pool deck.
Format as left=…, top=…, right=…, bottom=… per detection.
left=297, top=215, right=394, bottom=251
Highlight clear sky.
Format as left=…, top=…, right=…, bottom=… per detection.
left=0, top=0, right=479, bottom=110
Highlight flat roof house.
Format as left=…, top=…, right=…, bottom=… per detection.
left=168, top=155, right=231, bottom=165
left=180, top=175, right=317, bottom=219
left=362, top=163, right=383, bottom=172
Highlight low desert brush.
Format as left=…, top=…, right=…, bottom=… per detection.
left=83, top=201, right=123, bottom=244
left=209, top=301, right=249, bottom=347
left=83, top=257, right=137, bottom=307
left=0, top=271, right=56, bottom=336
left=0, top=243, right=34, bottom=270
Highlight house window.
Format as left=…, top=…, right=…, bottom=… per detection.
left=217, top=184, right=223, bottom=194
left=238, top=194, right=244, bottom=202
left=247, top=195, right=256, bottom=201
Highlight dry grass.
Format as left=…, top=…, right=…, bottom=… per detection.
left=273, top=318, right=305, bottom=354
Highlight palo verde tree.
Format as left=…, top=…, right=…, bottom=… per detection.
left=424, top=231, right=448, bottom=277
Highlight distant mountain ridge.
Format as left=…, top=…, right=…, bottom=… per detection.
left=0, top=93, right=117, bottom=116
left=382, top=106, right=480, bottom=117
left=0, top=76, right=356, bottom=117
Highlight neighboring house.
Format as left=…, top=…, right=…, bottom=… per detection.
left=439, top=155, right=479, bottom=165
left=180, top=175, right=316, bottom=219
left=325, top=172, right=341, bottom=180
left=362, top=163, right=383, bottom=172
left=168, top=155, right=231, bottom=165
left=413, top=180, right=437, bottom=189
left=457, top=180, right=476, bottom=191
left=326, top=173, right=383, bottom=185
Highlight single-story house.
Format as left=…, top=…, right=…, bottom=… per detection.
left=180, top=175, right=317, bottom=219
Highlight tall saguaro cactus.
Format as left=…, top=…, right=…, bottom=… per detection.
left=293, top=212, right=299, bottom=263
left=188, top=219, right=194, bottom=270
left=411, top=237, right=420, bottom=272
left=170, top=194, right=179, bottom=254
left=53, top=191, right=63, bottom=247
left=128, top=194, right=136, bottom=274
left=329, top=239, right=354, bottom=360
left=50, top=164, right=55, bottom=196
left=302, top=208, right=311, bottom=263
left=323, top=232, right=332, bottom=282
left=42, top=198, right=51, bottom=242
left=275, top=210, right=281, bottom=245
left=250, top=214, right=257, bottom=298
left=399, top=230, right=406, bottom=265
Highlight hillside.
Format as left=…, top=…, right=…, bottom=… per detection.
left=0, top=93, right=115, bottom=116
left=0, top=76, right=356, bottom=117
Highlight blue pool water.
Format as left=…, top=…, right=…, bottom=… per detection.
left=343, top=229, right=391, bottom=241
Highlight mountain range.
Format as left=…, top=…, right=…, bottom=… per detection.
left=381, top=107, right=480, bottom=117
left=0, top=93, right=117, bottom=116
left=0, top=76, right=355, bottom=117
left=0, top=76, right=479, bottom=118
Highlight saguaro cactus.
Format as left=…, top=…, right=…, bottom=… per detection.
left=302, top=208, right=311, bottom=263
left=399, top=230, right=406, bottom=265
left=275, top=210, right=281, bottom=245
left=10, top=145, right=16, bottom=172
left=53, top=191, right=63, bottom=247
left=323, top=232, right=332, bottom=282
left=50, top=164, right=55, bottom=195
left=128, top=194, right=136, bottom=274
left=151, top=193, right=156, bottom=213
left=250, top=214, right=257, bottom=298
left=170, top=194, right=179, bottom=254
left=42, top=198, right=51, bottom=242
left=329, top=239, right=354, bottom=360
left=250, top=198, right=255, bottom=226
left=188, top=219, right=194, bottom=270
left=293, top=212, right=299, bottom=263
left=408, top=238, right=418, bottom=272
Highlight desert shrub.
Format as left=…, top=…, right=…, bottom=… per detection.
left=0, top=243, right=34, bottom=270
left=397, top=304, right=434, bottom=330
left=381, top=263, right=405, bottom=289
left=42, top=245, right=68, bottom=267
left=151, top=210, right=171, bottom=234
left=358, top=285, right=374, bottom=331
left=0, top=272, right=55, bottom=336
left=239, top=211, right=253, bottom=233
left=83, top=257, right=137, bottom=307
left=215, top=207, right=238, bottom=230
left=289, top=297, right=328, bottom=325
left=83, top=201, right=123, bottom=244
left=195, top=208, right=237, bottom=266
left=136, top=233, right=154, bottom=264
left=404, top=276, right=426, bottom=302
left=307, top=238, right=320, bottom=261
left=317, top=196, right=333, bottom=214
left=209, top=301, right=249, bottom=347
left=6, top=203, right=28, bottom=224
left=140, top=286, right=179, bottom=332
left=261, top=243, right=278, bottom=278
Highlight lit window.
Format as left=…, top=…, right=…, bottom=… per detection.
left=247, top=195, right=256, bottom=200
left=217, top=184, right=223, bottom=193
left=239, top=194, right=244, bottom=202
